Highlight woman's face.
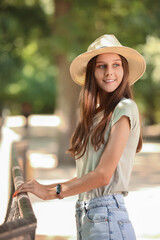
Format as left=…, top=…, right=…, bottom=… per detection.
left=94, top=53, right=124, bottom=93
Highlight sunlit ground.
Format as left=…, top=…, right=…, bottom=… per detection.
left=141, top=142, right=160, bottom=153
left=4, top=115, right=61, bottom=128
left=30, top=192, right=77, bottom=239
left=0, top=116, right=160, bottom=240
left=125, top=188, right=160, bottom=240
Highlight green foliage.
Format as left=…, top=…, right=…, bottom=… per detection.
left=0, top=0, right=160, bottom=124
left=134, top=36, right=160, bottom=124
left=0, top=0, right=57, bottom=114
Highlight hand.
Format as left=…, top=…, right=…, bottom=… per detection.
left=13, top=179, right=57, bottom=200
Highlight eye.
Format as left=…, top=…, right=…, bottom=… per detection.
left=113, top=63, right=120, bottom=67
left=97, top=64, right=106, bottom=69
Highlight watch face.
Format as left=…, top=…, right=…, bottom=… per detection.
left=56, top=184, right=61, bottom=194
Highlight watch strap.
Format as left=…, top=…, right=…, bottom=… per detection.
left=56, top=184, right=63, bottom=199
left=56, top=184, right=61, bottom=194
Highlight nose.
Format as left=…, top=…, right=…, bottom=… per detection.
left=105, top=66, right=113, bottom=76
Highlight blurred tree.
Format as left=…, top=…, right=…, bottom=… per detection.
left=134, top=36, right=160, bottom=125
left=0, top=0, right=57, bottom=114
left=0, top=0, right=160, bottom=162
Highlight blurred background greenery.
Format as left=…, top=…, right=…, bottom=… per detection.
left=0, top=0, right=160, bottom=124
left=0, top=2, right=160, bottom=237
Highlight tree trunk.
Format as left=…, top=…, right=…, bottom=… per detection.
left=53, top=0, right=80, bottom=164
left=55, top=54, right=80, bottom=164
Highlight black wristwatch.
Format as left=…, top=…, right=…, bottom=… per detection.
left=56, top=184, right=63, bottom=199
left=56, top=184, right=61, bottom=195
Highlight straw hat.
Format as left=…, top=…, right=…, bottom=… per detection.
left=70, top=34, right=146, bottom=85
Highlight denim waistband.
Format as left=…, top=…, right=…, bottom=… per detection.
left=76, top=194, right=124, bottom=210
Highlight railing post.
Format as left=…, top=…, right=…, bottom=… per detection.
left=0, top=141, right=37, bottom=240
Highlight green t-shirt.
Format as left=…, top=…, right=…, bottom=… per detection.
left=76, top=98, right=140, bottom=201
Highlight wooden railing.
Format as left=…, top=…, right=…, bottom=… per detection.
left=0, top=142, right=37, bottom=240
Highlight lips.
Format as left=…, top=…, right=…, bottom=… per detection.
left=103, top=79, right=115, bottom=83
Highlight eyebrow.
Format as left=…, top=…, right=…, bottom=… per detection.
left=96, top=59, right=122, bottom=63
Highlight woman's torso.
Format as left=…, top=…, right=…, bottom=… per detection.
left=76, top=97, right=140, bottom=201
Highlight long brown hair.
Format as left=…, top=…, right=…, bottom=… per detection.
left=68, top=55, right=142, bottom=159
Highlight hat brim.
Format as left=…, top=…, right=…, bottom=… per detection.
left=70, top=46, right=146, bottom=86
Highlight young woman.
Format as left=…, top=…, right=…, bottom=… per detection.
left=13, top=34, right=146, bottom=240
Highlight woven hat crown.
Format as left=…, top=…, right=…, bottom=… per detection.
left=88, top=35, right=122, bottom=51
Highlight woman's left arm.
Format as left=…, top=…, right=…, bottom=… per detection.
left=15, top=116, right=130, bottom=200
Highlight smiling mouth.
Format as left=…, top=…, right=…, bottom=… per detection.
left=103, top=79, right=115, bottom=83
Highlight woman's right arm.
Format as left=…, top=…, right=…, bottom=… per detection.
left=13, top=177, right=77, bottom=200
left=43, top=177, right=77, bottom=189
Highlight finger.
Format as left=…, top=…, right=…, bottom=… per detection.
left=12, top=190, right=20, bottom=198
left=19, top=181, right=33, bottom=191
left=13, top=187, right=30, bottom=197
left=13, top=180, right=34, bottom=198
left=13, top=187, right=32, bottom=197
left=18, top=186, right=32, bottom=193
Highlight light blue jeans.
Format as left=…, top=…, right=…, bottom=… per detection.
left=75, top=194, right=136, bottom=240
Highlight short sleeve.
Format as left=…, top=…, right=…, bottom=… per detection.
left=111, top=98, right=139, bottom=131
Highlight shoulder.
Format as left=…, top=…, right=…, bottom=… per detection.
left=114, top=98, right=138, bottom=112
left=111, top=98, right=139, bottom=130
